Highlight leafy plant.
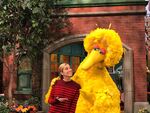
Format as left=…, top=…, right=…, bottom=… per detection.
left=0, top=104, right=10, bottom=113
left=9, top=97, right=40, bottom=113
left=0, top=0, right=69, bottom=57
left=0, top=96, right=10, bottom=113
left=24, top=96, right=41, bottom=109
left=0, top=0, right=70, bottom=104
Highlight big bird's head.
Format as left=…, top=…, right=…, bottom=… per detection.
left=81, top=28, right=123, bottom=70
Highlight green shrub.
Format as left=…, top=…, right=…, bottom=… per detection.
left=0, top=96, right=10, bottom=113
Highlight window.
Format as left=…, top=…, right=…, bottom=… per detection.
left=17, top=73, right=31, bottom=92
left=16, top=56, right=32, bottom=94
left=107, top=58, right=123, bottom=91
left=50, top=43, right=86, bottom=80
left=71, top=56, right=80, bottom=73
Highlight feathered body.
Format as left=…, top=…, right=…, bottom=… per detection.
left=72, top=28, right=123, bottom=113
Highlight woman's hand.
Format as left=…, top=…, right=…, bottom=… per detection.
left=56, top=97, right=68, bottom=102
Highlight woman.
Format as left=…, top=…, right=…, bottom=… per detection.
left=48, top=63, right=81, bottom=113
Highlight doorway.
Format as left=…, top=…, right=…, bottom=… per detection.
left=42, top=34, right=133, bottom=113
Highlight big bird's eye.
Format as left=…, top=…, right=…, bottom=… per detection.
left=93, top=48, right=106, bottom=55
left=94, top=48, right=99, bottom=51
left=94, top=48, right=101, bottom=53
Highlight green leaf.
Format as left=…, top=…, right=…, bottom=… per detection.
left=3, top=6, right=7, bottom=10
left=0, top=0, right=69, bottom=61
left=21, top=3, right=26, bottom=10
left=26, top=2, right=32, bottom=9
left=0, top=20, right=4, bottom=25
left=32, top=7, right=40, bottom=14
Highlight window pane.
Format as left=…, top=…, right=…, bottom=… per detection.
left=72, top=56, right=80, bottom=73
left=51, top=54, right=58, bottom=62
left=50, top=54, right=58, bottom=72
left=18, top=74, right=31, bottom=89
left=60, top=55, right=69, bottom=64
left=18, top=57, right=31, bottom=73
left=50, top=63, right=58, bottom=72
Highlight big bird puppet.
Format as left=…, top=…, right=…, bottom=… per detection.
left=45, top=28, right=123, bottom=113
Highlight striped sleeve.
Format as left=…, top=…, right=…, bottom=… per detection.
left=48, top=85, right=60, bottom=105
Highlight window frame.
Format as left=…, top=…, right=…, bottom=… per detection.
left=15, top=56, right=32, bottom=94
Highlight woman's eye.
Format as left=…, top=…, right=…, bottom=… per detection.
left=65, top=67, right=69, bottom=70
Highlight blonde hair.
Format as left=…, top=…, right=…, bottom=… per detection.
left=58, top=63, right=68, bottom=73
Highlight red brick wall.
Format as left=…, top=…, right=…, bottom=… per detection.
left=67, top=5, right=147, bottom=102
left=3, top=54, right=17, bottom=96
left=2, top=5, right=147, bottom=103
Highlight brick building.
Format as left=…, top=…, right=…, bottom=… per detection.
left=42, top=1, right=147, bottom=113
left=1, top=0, right=148, bottom=113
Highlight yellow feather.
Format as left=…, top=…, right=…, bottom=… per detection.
left=72, top=28, right=123, bottom=113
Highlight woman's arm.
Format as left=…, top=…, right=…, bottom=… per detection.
left=48, top=85, right=60, bottom=105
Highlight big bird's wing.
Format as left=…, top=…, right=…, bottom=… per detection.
left=44, top=76, right=60, bottom=104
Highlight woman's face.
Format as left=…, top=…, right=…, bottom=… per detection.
left=61, top=64, right=73, bottom=77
